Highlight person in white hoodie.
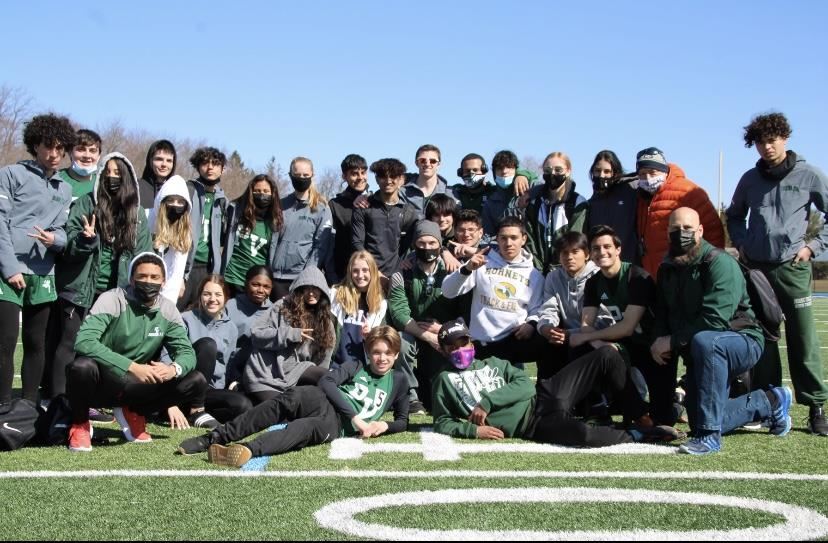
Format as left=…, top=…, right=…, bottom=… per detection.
left=148, top=175, right=192, bottom=304
left=441, top=215, right=546, bottom=365
left=536, top=231, right=611, bottom=380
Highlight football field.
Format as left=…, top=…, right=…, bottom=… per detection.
left=3, top=300, right=828, bottom=540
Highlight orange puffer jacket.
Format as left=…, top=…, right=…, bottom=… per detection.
left=636, top=163, right=725, bottom=277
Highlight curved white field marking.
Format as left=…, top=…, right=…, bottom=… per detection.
left=0, top=469, right=827, bottom=481
left=314, top=487, right=828, bottom=541
left=330, top=432, right=676, bottom=461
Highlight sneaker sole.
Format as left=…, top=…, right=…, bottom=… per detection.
left=208, top=444, right=251, bottom=468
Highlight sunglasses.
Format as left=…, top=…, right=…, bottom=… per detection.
left=417, top=158, right=440, bottom=166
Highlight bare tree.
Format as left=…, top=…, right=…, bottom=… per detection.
left=316, top=167, right=342, bottom=201
left=521, top=155, right=542, bottom=175
left=0, top=85, right=32, bottom=164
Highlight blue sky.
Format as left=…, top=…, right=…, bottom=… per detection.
left=2, top=1, right=827, bottom=206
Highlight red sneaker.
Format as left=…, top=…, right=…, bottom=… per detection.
left=113, top=406, right=152, bottom=443
left=68, top=422, right=93, bottom=452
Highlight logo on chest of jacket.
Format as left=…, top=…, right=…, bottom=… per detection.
left=494, top=282, right=517, bottom=301
left=147, top=326, right=163, bottom=337
left=781, top=185, right=800, bottom=193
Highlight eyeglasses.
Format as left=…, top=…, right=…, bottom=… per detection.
left=424, top=274, right=436, bottom=297
left=543, top=167, right=567, bottom=175
left=417, top=158, right=440, bottom=166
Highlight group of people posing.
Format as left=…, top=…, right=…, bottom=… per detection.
left=0, top=111, right=825, bottom=463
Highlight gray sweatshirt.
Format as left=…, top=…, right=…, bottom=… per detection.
left=727, top=155, right=828, bottom=263
left=537, top=260, right=600, bottom=331
left=181, top=309, right=238, bottom=389
left=0, top=160, right=72, bottom=277
left=242, top=266, right=334, bottom=393
left=269, top=193, right=333, bottom=281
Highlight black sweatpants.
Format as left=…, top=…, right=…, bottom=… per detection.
left=632, top=347, right=679, bottom=426
left=526, top=346, right=640, bottom=447
left=0, top=301, right=51, bottom=404
left=191, top=337, right=253, bottom=423
left=475, top=328, right=550, bottom=365
left=67, top=357, right=208, bottom=424
left=214, top=385, right=340, bottom=457
left=247, top=365, right=329, bottom=405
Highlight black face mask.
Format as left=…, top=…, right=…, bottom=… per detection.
left=415, top=247, right=440, bottom=263
left=133, top=280, right=162, bottom=303
left=669, top=229, right=698, bottom=257
left=543, top=172, right=568, bottom=191
left=104, top=176, right=122, bottom=193
left=591, top=176, right=612, bottom=193
left=290, top=175, right=312, bottom=193
left=253, top=193, right=273, bottom=209
left=165, top=204, right=187, bottom=222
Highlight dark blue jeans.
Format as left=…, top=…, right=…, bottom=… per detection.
left=686, top=331, right=764, bottom=433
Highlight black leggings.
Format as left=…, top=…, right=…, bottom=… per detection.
left=0, top=301, right=51, bottom=404
left=214, top=386, right=340, bottom=457
left=44, top=299, right=88, bottom=399
left=191, top=338, right=253, bottom=422
left=247, top=365, right=329, bottom=405
left=527, top=346, right=642, bottom=448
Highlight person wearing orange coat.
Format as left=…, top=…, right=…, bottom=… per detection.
left=634, top=147, right=724, bottom=277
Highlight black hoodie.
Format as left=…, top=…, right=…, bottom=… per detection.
left=328, top=186, right=369, bottom=282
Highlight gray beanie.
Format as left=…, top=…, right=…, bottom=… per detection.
left=413, top=220, right=442, bottom=246
left=636, top=147, right=669, bottom=174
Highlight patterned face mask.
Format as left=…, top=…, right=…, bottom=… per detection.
left=450, top=346, right=475, bottom=370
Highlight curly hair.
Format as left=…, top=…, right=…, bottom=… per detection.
left=743, top=112, right=792, bottom=147
left=492, top=150, right=519, bottom=171
left=22, top=113, right=76, bottom=156
left=189, top=146, right=227, bottom=169
left=370, top=158, right=407, bottom=180
left=281, top=286, right=336, bottom=358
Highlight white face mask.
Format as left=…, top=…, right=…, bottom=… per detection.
left=463, top=174, right=486, bottom=188
left=494, top=175, right=514, bottom=189
left=71, top=161, right=98, bottom=177
left=638, top=175, right=665, bottom=194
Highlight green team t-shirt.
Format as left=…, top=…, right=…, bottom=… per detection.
left=224, top=219, right=272, bottom=287
left=59, top=169, right=97, bottom=200
left=194, top=192, right=214, bottom=264
left=95, top=243, right=117, bottom=292
left=338, top=366, right=395, bottom=436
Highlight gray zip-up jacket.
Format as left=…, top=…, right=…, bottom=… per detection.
left=242, top=266, right=334, bottom=394
left=191, top=181, right=227, bottom=274
left=180, top=308, right=238, bottom=389
left=0, top=160, right=72, bottom=277
left=402, top=173, right=452, bottom=218
left=269, top=193, right=333, bottom=281
left=727, top=154, right=828, bottom=263
left=536, top=261, right=613, bottom=332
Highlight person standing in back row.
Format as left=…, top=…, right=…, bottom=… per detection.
left=726, top=112, right=828, bottom=436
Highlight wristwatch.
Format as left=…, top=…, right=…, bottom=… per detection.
left=173, top=363, right=183, bottom=378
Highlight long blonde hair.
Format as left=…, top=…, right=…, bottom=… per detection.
left=290, top=156, right=328, bottom=213
left=335, top=251, right=383, bottom=316
left=154, top=198, right=192, bottom=253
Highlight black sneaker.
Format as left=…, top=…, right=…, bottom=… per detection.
left=89, top=408, right=115, bottom=424
left=177, top=433, right=215, bottom=455
left=809, top=406, right=828, bottom=436
left=409, top=400, right=427, bottom=416
left=188, top=412, right=220, bottom=430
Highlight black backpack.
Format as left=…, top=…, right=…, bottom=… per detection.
left=0, top=399, right=39, bottom=451
left=703, top=249, right=785, bottom=342
left=35, top=394, right=73, bottom=446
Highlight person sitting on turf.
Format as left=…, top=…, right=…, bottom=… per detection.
left=431, top=319, right=678, bottom=446
left=652, top=207, right=793, bottom=455
left=176, top=325, right=409, bottom=467
left=66, top=252, right=209, bottom=451
left=241, top=266, right=336, bottom=405
left=441, top=215, right=546, bottom=366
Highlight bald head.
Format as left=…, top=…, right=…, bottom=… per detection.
left=669, top=207, right=701, bottom=230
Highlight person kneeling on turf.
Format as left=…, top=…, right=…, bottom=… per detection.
left=177, top=326, right=410, bottom=467
left=432, top=319, right=680, bottom=446
left=66, top=252, right=210, bottom=452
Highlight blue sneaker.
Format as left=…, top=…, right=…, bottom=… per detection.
left=678, top=433, right=722, bottom=455
left=769, top=386, right=793, bottom=437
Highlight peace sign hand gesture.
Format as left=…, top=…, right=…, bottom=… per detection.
left=81, top=214, right=97, bottom=239
left=27, top=226, right=55, bottom=248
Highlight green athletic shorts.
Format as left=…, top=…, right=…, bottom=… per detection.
left=0, top=274, right=57, bottom=306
